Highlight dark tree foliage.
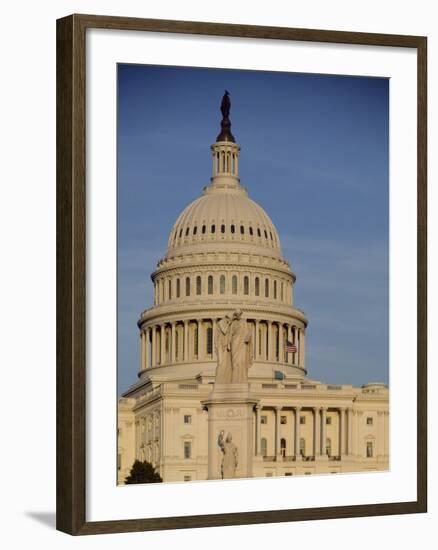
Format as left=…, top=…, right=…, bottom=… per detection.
left=124, top=459, right=163, bottom=484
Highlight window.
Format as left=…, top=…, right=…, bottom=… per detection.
left=185, top=227, right=189, bottom=236
left=193, top=226, right=197, bottom=235
left=326, top=416, right=332, bottom=425
left=196, top=275, right=202, bottom=295
left=265, top=278, right=269, bottom=297
left=185, top=277, right=190, bottom=296
left=326, top=438, right=332, bottom=456
left=285, top=472, right=292, bottom=476
left=281, top=282, right=284, bottom=300
left=168, top=279, right=172, bottom=300
left=221, top=224, right=225, bottom=233
left=179, top=229, right=183, bottom=238
left=232, top=275, right=238, bottom=294
left=249, top=226, right=253, bottom=236
left=273, top=280, right=277, bottom=299
left=280, top=438, right=286, bottom=457
left=183, top=475, right=191, bottom=482
left=255, top=277, right=260, bottom=296
left=243, top=275, right=249, bottom=295
left=183, top=415, right=192, bottom=424
left=184, top=441, right=192, bottom=459
left=206, top=327, right=213, bottom=355
left=220, top=274, right=226, bottom=294
left=367, top=417, right=373, bottom=425
left=240, top=225, right=244, bottom=234
left=117, top=453, right=122, bottom=470
left=300, top=416, right=306, bottom=425
left=257, top=228, right=261, bottom=237
left=211, top=224, right=216, bottom=233
left=231, top=224, right=235, bottom=234
left=176, top=278, right=180, bottom=298
left=300, top=438, right=306, bottom=456
left=280, top=415, right=287, bottom=424
left=202, top=224, right=206, bottom=234
left=264, top=229, right=268, bottom=239
left=366, top=441, right=373, bottom=458
left=261, top=438, right=267, bottom=457
left=261, top=415, right=267, bottom=424
left=208, top=275, right=213, bottom=295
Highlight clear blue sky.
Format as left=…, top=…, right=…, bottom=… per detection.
left=117, top=64, right=389, bottom=395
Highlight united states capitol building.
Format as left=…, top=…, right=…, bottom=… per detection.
left=117, top=94, right=389, bottom=484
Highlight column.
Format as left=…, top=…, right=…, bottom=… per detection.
left=183, top=320, right=189, bottom=362
left=145, top=328, right=151, bottom=368
left=255, top=320, right=260, bottom=361
left=151, top=325, right=157, bottom=367
left=212, top=318, right=217, bottom=359
left=313, top=407, right=321, bottom=457
left=384, top=411, right=389, bottom=457
left=140, top=330, right=145, bottom=371
left=197, top=319, right=203, bottom=360
left=377, top=411, right=384, bottom=457
left=347, top=408, right=353, bottom=456
left=278, top=324, right=283, bottom=363
left=294, top=406, right=301, bottom=459
left=171, top=322, right=176, bottom=363
left=268, top=321, right=274, bottom=362
left=339, top=408, right=346, bottom=456
left=294, top=328, right=299, bottom=366
left=321, top=407, right=327, bottom=456
left=255, top=405, right=262, bottom=456
left=352, top=410, right=358, bottom=457
left=300, top=329, right=306, bottom=369
left=160, top=324, right=166, bottom=365
left=275, top=407, right=281, bottom=458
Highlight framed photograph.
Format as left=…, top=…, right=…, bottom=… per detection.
left=56, top=14, right=427, bottom=535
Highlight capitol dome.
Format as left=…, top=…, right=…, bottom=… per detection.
left=166, top=179, right=282, bottom=260
left=136, top=92, right=307, bottom=384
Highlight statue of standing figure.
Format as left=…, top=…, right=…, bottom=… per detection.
left=214, top=309, right=253, bottom=384
left=218, top=430, right=238, bottom=479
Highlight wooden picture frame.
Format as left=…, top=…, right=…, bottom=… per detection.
left=56, top=13, right=427, bottom=535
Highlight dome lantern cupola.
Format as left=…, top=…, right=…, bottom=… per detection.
left=211, top=91, right=241, bottom=186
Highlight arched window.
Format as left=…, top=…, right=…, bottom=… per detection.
left=281, top=281, right=284, bottom=301
left=244, top=275, right=249, bottom=295
left=176, top=278, right=180, bottom=298
left=249, top=226, right=253, bottom=236
left=257, top=228, right=261, bottom=237
left=273, top=280, right=277, bottom=299
left=231, top=224, right=235, bottom=234
left=185, top=227, right=190, bottom=236
left=232, top=275, right=238, bottom=294
left=221, top=224, right=226, bottom=233
left=211, top=224, right=216, bottom=234
left=202, top=224, right=206, bottom=234
left=240, top=225, right=245, bottom=234
left=168, top=279, right=172, bottom=300
left=196, top=276, right=202, bottom=295
left=264, top=229, right=268, bottom=239
left=208, top=275, right=213, bottom=295
left=261, top=438, right=267, bottom=457
left=265, top=278, right=269, bottom=297
left=185, top=277, right=190, bottom=297
left=270, top=231, right=273, bottom=240
left=179, top=229, right=183, bottom=238
left=326, top=438, right=332, bottom=457
left=220, top=274, right=226, bottom=294
left=300, top=438, right=306, bottom=457
left=280, top=438, right=286, bottom=457
left=193, top=226, right=197, bottom=235
left=255, top=277, right=260, bottom=296
left=206, top=327, right=213, bottom=355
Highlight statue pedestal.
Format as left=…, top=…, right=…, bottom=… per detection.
left=202, top=383, right=259, bottom=480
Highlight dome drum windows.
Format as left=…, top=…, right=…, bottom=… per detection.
left=208, top=275, right=213, bottom=295
left=220, top=274, right=226, bottom=294
left=185, top=277, right=191, bottom=297
left=243, top=275, right=249, bottom=295
left=196, top=276, right=202, bottom=296
left=232, top=275, right=238, bottom=295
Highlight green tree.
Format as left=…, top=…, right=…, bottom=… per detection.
left=124, top=460, right=163, bottom=484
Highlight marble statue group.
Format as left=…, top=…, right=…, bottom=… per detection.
left=215, top=309, right=253, bottom=385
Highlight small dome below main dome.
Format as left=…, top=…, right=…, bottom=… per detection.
left=166, top=182, right=283, bottom=260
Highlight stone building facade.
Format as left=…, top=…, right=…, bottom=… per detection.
left=117, top=100, right=389, bottom=484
